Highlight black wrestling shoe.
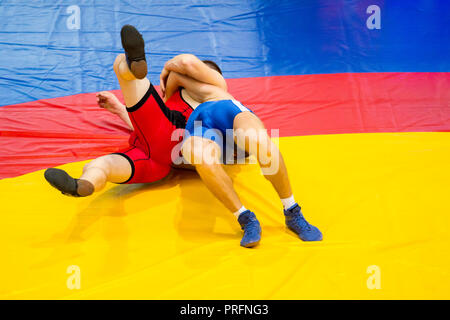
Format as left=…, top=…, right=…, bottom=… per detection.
left=44, top=168, right=93, bottom=197
left=120, top=24, right=147, bottom=79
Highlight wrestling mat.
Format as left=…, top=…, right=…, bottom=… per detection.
left=1, top=132, right=450, bottom=299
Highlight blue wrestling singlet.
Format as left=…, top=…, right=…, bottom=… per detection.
left=184, top=99, right=253, bottom=162
left=185, top=99, right=252, bottom=140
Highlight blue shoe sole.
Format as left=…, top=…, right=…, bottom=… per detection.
left=241, top=239, right=260, bottom=248
left=287, top=227, right=323, bottom=241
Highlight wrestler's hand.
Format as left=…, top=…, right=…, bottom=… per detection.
left=96, top=91, right=126, bottom=115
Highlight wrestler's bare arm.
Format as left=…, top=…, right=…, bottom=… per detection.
left=160, top=54, right=227, bottom=95
left=97, top=91, right=134, bottom=131
left=164, top=71, right=232, bottom=103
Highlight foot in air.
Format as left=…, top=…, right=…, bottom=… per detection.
left=120, top=24, right=147, bottom=79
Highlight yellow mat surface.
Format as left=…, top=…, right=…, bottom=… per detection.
left=1, top=132, right=449, bottom=299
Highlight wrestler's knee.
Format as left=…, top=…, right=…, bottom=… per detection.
left=83, top=155, right=113, bottom=175
left=234, top=125, right=273, bottom=159
left=258, top=132, right=276, bottom=157
left=181, top=137, right=221, bottom=165
left=181, top=137, right=198, bottom=164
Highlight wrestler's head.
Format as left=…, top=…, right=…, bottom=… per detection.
left=202, top=60, right=222, bottom=75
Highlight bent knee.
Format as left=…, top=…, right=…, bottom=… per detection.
left=235, top=129, right=274, bottom=156
left=181, top=138, right=203, bottom=164
left=181, top=138, right=194, bottom=164
left=83, top=156, right=112, bottom=174
left=181, top=137, right=221, bottom=165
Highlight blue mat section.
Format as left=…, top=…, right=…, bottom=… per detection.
left=0, top=0, right=449, bottom=106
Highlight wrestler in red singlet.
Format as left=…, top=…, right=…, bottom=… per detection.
left=113, top=84, right=193, bottom=184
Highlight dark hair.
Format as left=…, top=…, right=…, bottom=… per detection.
left=202, top=60, right=222, bottom=75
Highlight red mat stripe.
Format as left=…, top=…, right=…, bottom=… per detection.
left=1, top=72, right=449, bottom=179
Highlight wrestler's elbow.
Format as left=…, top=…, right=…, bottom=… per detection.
left=179, top=54, right=197, bottom=73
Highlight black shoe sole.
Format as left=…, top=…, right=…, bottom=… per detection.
left=120, top=24, right=147, bottom=79
left=44, top=168, right=79, bottom=197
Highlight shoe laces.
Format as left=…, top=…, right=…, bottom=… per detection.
left=245, top=227, right=260, bottom=240
left=238, top=211, right=255, bottom=226
left=287, top=206, right=312, bottom=231
left=291, top=214, right=312, bottom=231
left=239, top=216, right=260, bottom=237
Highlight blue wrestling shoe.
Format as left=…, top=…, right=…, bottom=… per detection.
left=284, top=204, right=322, bottom=241
left=237, top=210, right=261, bottom=248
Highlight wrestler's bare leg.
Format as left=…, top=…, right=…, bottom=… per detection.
left=79, top=154, right=132, bottom=191
left=44, top=29, right=149, bottom=196
left=182, top=136, right=243, bottom=212
left=113, top=53, right=150, bottom=107
left=183, top=112, right=321, bottom=243
left=70, top=53, right=149, bottom=194
left=181, top=112, right=292, bottom=212
left=233, top=112, right=292, bottom=199
left=181, top=136, right=260, bottom=248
